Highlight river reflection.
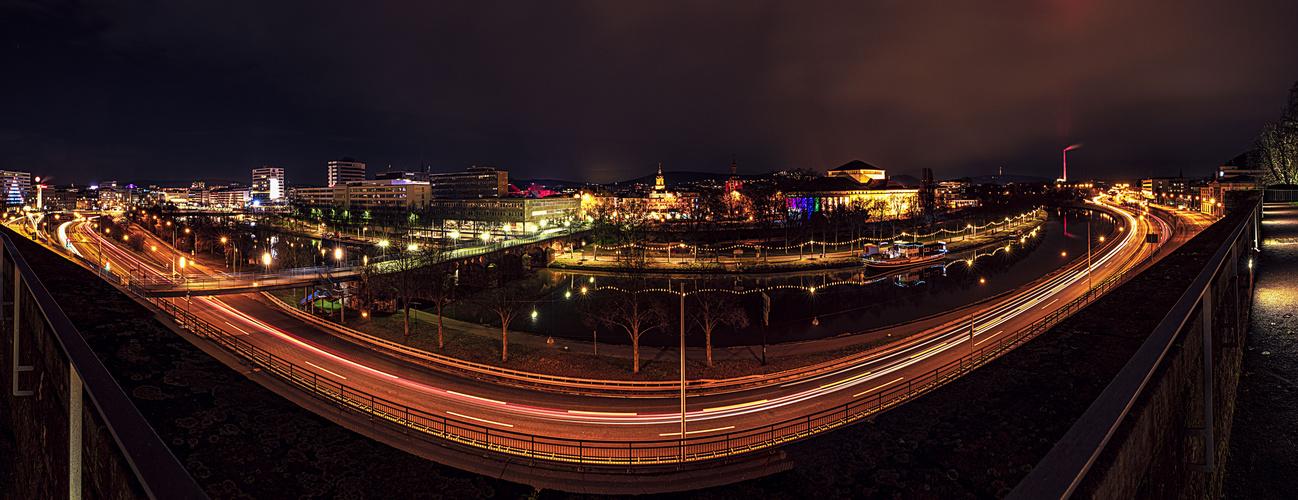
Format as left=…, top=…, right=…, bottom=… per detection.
left=516, top=210, right=1116, bottom=348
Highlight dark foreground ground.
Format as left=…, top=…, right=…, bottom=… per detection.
left=1224, top=203, right=1298, bottom=499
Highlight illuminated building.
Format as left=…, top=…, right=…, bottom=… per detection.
left=785, top=160, right=919, bottom=219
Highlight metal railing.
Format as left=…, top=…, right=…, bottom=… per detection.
left=2, top=232, right=206, bottom=499
left=1008, top=199, right=1261, bottom=499
left=104, top=210, right=1165, bottom=467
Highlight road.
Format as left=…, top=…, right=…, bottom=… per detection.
left=53, top=198, right=1175, bottom=462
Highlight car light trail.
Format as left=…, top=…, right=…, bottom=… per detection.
left=701, top=400, right=768, bottom=413
left=446, top=411, right=514, bottom=428
left=909, top=342, right=948, bottom=359
left=222, top=321, right=251, bottom=335
left=568, top=410, right=638, bottom=416
left=446, top=390, right=508, bottom=406
left=305, top=361, right=347, bottom=380
left=853, top=377, right=904, bottom=398
left=659, top=426, right=734, bottom=437
left=820, top=371, right=873, bottom=389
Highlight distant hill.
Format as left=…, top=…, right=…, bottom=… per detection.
left=510, top=178, right=591, bottom=189
left=961, top=174, right=1054, bottom=186
left=889, top=174, right=920, bottom=188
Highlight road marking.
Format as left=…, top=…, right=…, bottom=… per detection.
left=909, top=342, right=948, bottom=359
left=853, top=377, right=905, bottom=398
left=701, top=400, right=768, bottom=413
left=820, top=371, right=873, bottom=389
left=446, top=411, right=514, bottom=428
left=659, top=426, right=735, bottom=437
left=567, top=410, right=638, bottom=416
left=1041, top=298, right=1058, bottom=309
left=975, top=331, right=1002, bottom=347
left=222, top=321, right=251, bottom=335
left=305, top=361, right=346, bottom=380
left=447, top=390, right=507, bottom=406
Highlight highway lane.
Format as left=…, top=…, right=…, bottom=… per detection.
left=64, top=200, right=1166, bottom=457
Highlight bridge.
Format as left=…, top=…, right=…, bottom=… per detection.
left=2, top=197, right=1266, bottom=496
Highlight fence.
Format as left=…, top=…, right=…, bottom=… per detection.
left=2, top=232, right=205, bottom=499
left=1009, top=198, right=1262, bottom=498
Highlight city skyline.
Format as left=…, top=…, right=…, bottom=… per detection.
left=4, top=2, right=1298, bottom=187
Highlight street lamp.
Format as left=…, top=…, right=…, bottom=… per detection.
left=334, top=247, right=343, bottom=267
left=262, top=252, right=271, bottom=274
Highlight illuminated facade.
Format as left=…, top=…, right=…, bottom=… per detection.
left=252, top=166, right=285, bottom=201
left=0, top=170, right=31, bottom=207
left=786, top=161, right=918, bottom=219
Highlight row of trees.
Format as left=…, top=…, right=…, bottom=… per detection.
left=1255, top=81, right=1298, bottom=186
left=575, top=278, right=750, bottom=372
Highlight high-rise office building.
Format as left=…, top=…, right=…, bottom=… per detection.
left=428, top=166, right=508, bottom=198
left=328, top=157, right=366, bottom=187
left=252, top=166, right=285, bottom=201
left=0, top=170, right=32, bottom=207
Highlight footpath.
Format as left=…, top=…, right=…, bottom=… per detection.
left=1225, top=202, right=1298, bottom=499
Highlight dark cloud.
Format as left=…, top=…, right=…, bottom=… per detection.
left=3, top=0, right=1297, bottom=186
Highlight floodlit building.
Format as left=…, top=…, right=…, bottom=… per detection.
left=333, top=179, right=431, bottom=211
left=327, top=157, right=366, bottom=187
left=785, top=160, right=919, bottom=219
left=208, top=187, right=251, bottom=209
left=428, top=197, right=580, bottom=235
left=252, top=166, right=286, bottom=201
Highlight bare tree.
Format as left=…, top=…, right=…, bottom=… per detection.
left=1254, top=81, right=1298, bottom=186
left=474, top=278, right=533, bottom=362
left=427, top=270, right=456, bottom=349
left=689, top=290, right=749, bottom=367
left=579, top=280, right=668, bottom=373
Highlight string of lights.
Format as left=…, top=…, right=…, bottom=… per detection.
left=587, top=208, right=1042, bottom=253
left=570, top=223, right=1044, bottom=298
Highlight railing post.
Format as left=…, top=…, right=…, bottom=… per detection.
left=12, top=269, right=33, bottom=397
left=69, top=363, right=83, bottom=499
left=1190, top=287, right=1215, bottom=473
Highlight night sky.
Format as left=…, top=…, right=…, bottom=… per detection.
left=4, top=1, right=1298, bottom=187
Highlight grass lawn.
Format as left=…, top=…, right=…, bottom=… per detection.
left=267, top=289, right=930, bottom=381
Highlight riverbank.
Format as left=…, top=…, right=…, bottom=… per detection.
left=550, top=212, right=1046, bottom=275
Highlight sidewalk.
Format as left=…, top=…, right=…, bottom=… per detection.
left=1225, top=202, right=1298, bottom=499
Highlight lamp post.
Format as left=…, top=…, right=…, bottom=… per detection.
left=679, top=282, right=687, bottom=463
left=220, top=236, right=228, bottom=270
left=971, top=277, right=986, bottom=358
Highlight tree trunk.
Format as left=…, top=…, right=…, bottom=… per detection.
left=403, top=303, right=411, bottom=338
left=437, top=305, right=445, bottom=349
left=705, top=328, right=713, bottom=367
left=632, top=335, right=640, bottom=373
left=501, top=323, right=508, bottom=362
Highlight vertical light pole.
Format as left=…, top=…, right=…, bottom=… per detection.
left=1087, top=216, right=1093, bottom=292
left=971, top=277, right=985, bottom=359
left=220, top=236, right=228, bottom=270
left=679, top=282, right=687, bottom=463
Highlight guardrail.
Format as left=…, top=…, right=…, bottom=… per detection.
left=85, top=206, right=1165, bottom=467
left=1009, top=198, right=1261, bottom=499
left=1, top=233, right=206, bottom=498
